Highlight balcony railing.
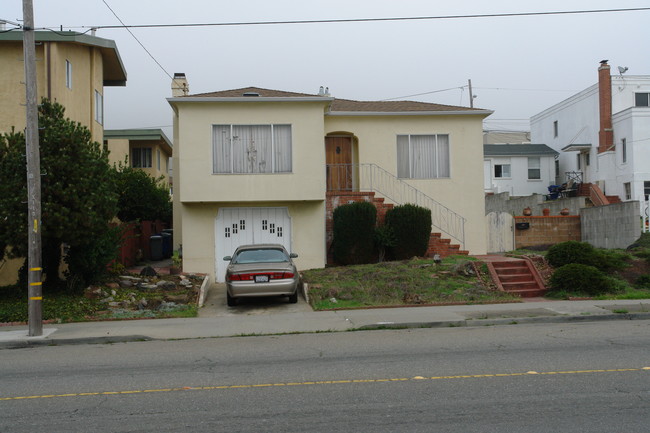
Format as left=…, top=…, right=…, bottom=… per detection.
left=327, top=163, right=465, bottom=247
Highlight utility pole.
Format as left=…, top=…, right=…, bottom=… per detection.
left=468, top=79, right=474, bottom=108
left=22, top=0, right=43, bottom=336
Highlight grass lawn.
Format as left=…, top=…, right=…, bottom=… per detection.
left=303, top=256, right=521, bottom=310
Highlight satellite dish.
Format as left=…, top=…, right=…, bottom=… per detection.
left=618, top=66, right=628, bottom=74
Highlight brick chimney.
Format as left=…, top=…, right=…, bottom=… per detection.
left=172, top=73, right=189, bottom=97
left=598, top=60, right=613, bottom=153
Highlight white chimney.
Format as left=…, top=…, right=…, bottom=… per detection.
left=172, top=73, right=189, bottom=97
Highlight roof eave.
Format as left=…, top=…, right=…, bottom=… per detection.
left=167, top=96, right=334, bottom=103
left=327, top=110, right=493, bottom=117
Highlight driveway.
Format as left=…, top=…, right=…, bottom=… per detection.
left=198, top=283, right=313, bottom=317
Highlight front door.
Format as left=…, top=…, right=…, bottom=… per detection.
left=325, top=136, right=352, bottom=191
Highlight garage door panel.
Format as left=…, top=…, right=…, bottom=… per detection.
left=215, top=207, right=292, bottom=282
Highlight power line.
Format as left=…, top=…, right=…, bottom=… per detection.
left=101, top=0, right=174, bottom=80
left=381, top=86, right=465, bottom=101
left=39, top=6, right=650, bottom=31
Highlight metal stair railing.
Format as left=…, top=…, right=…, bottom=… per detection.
left=327, top=163, right=465, bottom=247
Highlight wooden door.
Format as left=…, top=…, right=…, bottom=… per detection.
left=325, top=136, right=352, bottom=190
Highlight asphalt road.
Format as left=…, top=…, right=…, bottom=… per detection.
left=2, top=321, right=650, bottom=432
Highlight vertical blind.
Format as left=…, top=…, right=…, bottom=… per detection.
left=213, top=125, right=292, bottom=174
left=397, top=134, right=450, bottom=179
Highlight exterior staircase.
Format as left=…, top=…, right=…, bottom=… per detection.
left=485, top=258, right=546, bottom=298
left=326, top=191, right=466, bottom=264
left=577, top=182, right=621, bottom=205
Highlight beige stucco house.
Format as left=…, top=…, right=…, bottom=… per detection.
left=168, top=76, right=491, bottom=283
left=0, top=30, right=126, bottom=143
left=0, top=30, right=126, bottom=286
left=104, top=129, right=173, bottom=187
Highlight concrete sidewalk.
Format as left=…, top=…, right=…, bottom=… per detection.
left=2, top=298, right=650, bottom=349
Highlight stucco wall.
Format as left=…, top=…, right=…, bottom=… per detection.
left=180, top=201, right=325, bottom=283
left=484, top=155, right=555, bottom=196
left=325, top=114, right=487, bottom=254
left=0, top=41, right=105, bottom=142
left=174, top=101, right=328, bottom=203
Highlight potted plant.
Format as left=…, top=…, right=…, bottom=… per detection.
left=170, top=250, right=182, bottom=275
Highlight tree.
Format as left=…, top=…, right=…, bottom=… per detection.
left=115, top=165, right=171, bottom=224
left=0, top=99, right=118, bottom=290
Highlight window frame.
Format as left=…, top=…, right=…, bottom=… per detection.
left=396, top=133, right=450, bottom=179
left=621, top=138, right=627, bottom=163
left=65, top=60, right=72, bottom=89
left=494, top=163, right=511, bottom=179
left=212, top=124, right=293, bottom=174
left=624, top=182, right=632, bottom=200
left=527, top=157, right=541, bottom=180
left=553, top=120, right=558, bottom=138
left=635, top=93, right=650, bottom=107
left=132, top=147, right=152, bottom=168
left=94, top=90, right=103, bottom=125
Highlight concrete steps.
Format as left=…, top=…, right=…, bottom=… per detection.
left=488, top=259, right=546, bottom=298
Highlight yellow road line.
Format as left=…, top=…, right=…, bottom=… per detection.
left=1, top=367, right=647, bottom=402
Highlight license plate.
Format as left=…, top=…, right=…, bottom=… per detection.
left=254, top=275, right=269, bottom=283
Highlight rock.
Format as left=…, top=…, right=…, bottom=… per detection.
left=108, top=301, right=120, bottom=307
left=137, top=298, right=148, bottom=310
left=119, top=280, right=134, bottom=288
left=106, top=282, right=120, bottom=290
left=156, top=280, right=177, bottom=290
left=140, top=266, right=158, bottom=277
left=119, top=275, right=141, bottom=281
left=329, top=297, right=338, bottom=303
left=84, top=287, right=103, bottom=299
left=165, top=294, right=189, bottom=303
left=139, top=284, right=158, bottom=290
left=179, top=279, right=192, bottom=287
left=110, top=290, right=117, bottom=297
left=157, top=301, right=178, bottom=311
left=100, top=296, right=114, bottom=303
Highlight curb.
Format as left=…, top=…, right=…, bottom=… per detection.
left=3, top=311, right=650, bottom=349
left=357, top=312, right=650, bottom=330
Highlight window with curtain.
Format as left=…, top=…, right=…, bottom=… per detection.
left=132, top=147, right=152, bottom=168
left=396, top=134, right=450, bottom=179
left=527, top=157, right=541, bottom=180
left=213, top=124, right=292, bottom=174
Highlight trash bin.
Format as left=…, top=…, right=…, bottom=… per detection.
left=162, top=229, right=173, bottom=251
left=161, top=232, right=172, bottom=259
left=150, top=235, right=163, bottom=261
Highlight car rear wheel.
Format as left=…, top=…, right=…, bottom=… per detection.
left=227, top=292, right=238, bottom=307
left=288, top=290, right=298, bottom=304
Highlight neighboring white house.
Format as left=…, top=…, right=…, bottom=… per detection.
left=484, top=144, right=558, bottom=196
left=531, top=61, right=650, bottom=202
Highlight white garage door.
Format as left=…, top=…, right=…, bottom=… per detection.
left=215, top=207, right=292, bottom=282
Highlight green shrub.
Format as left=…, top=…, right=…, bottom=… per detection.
left=546, top=241, right=599, bottom=268
left=332, top=201, right=377, bottom=265
left=548, top=263, right=622, bottom=297
left=385, top=204, right=432, bottom=260
left=546, top=240, right=628, bottom=271
left=635, top=274, right=650, bottom=289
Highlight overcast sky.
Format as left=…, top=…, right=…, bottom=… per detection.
left=3, top=1, right=649, bottom=135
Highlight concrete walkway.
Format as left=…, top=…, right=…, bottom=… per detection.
left=2, top=296, right=650, bottom=349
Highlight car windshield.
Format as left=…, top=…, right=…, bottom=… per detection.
left=232, top=248, right=289, bottom=264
